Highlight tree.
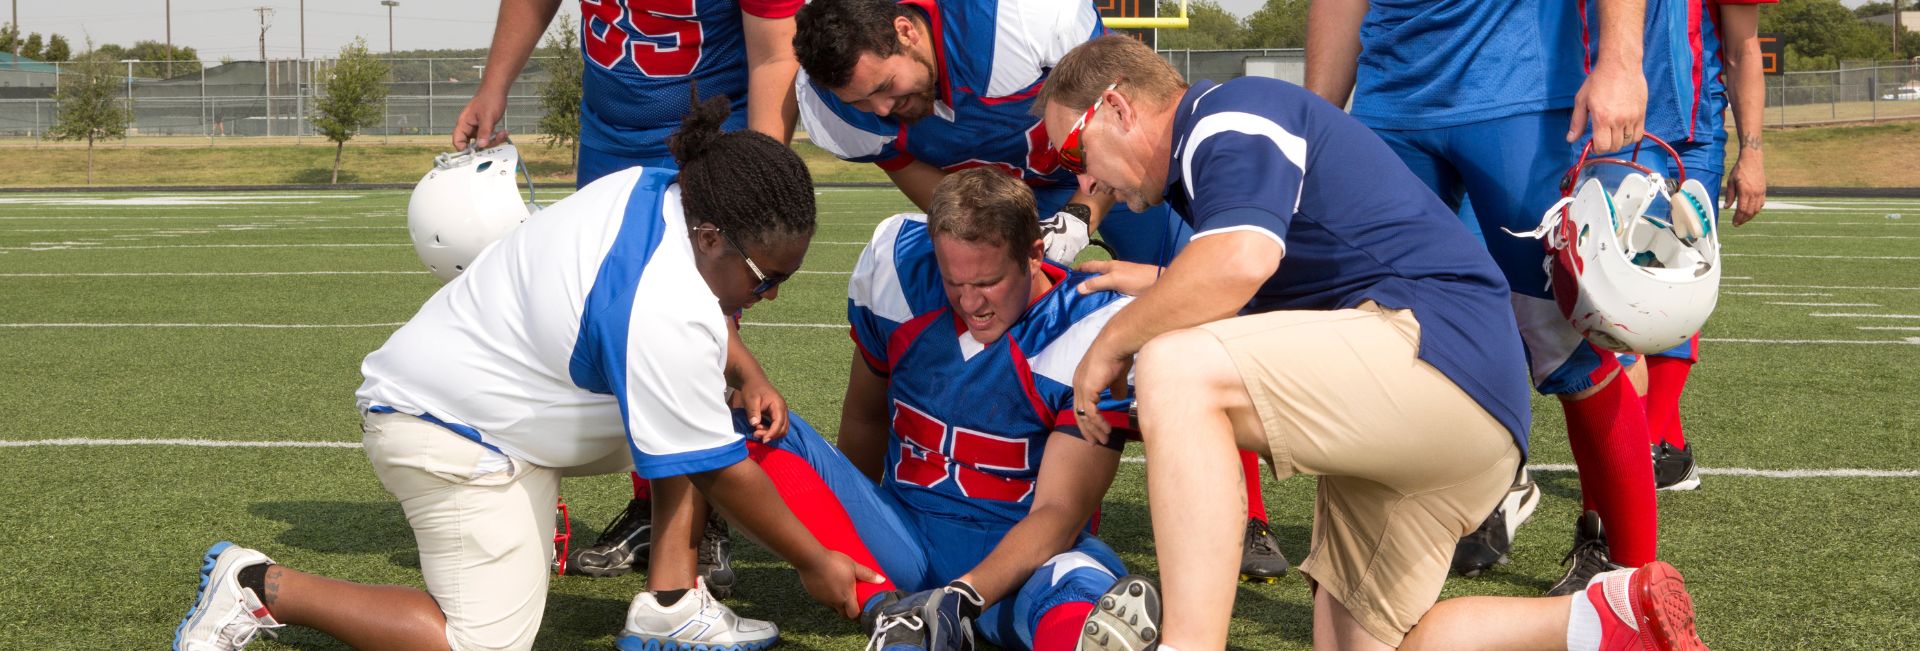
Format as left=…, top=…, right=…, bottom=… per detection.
left=537, top=19, right=583, bottom=170
left=310, top=38, right=390, bottom=184
left=121, top=40, right=202, bottom=78
left=50, top=42, right=129, bottom=185
left=43, top=34, right=70, bottom=62
left=21, top=32, right=42, bottom=60
left=1242, top=0, right=1309, bottom=48
left=1853, top=1, right=1896, bottom=18
left=1157, top=0, right=1247, bottom=50
left=0, top=23, right=18, bottom=54
left=1760, top=0, right=1895, bottom=69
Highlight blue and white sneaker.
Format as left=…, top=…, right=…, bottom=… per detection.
left=173, top=542, right=283, bottom=651
left=864, top=581, right=982, bottom=651
left=616, top=577, right=778, bottom=651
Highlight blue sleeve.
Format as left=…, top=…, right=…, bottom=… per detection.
left=1181, top=118, right=1308, bottom=247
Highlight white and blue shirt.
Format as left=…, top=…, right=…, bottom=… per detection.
left=1165, top=77, right=1533, bottom=453
left=357, top=168, right=743, bottom=478
left=849, top=215, right=1136, bottom=526
left=796, top=0, right=1102, bottom=205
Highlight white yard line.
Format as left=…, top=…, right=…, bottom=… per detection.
left=1702, top=336, right=1920, bottom=345
left=1724, top=283, right=1920, bottom=291
left=1858, top=326, right=1920, bottom=331
left=1809, top=313, right=1920, bottom=319
left=1734, top=234, right=1918, bottom=239
left=741, top=322, right=845, bottom=329
left=0, top=271, right=425, bottom=277
left=5, top=438, right=1915, bottom=479
left=1765, top=302, right=1879, bottom=307
left=1724, top=253, right=1920, bottom=260
left=1724, top=292, right=1834, bottom=297
left=0, top=243, right=410, bottom=251
left=0, top=322, right=406, bottom=329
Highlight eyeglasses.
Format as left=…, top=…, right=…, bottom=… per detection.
left=701, top=226, right=789, bottom=297
left=1057, top=82, right=1118, bottom=175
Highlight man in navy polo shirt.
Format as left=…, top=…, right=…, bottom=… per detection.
left=1037, top=36, right=1711, bottom=651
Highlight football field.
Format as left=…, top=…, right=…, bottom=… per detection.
left=1, top=187, right=1916, bottom=649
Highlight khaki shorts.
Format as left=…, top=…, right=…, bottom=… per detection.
left=1196, top=303, right=1521, bottom=647
left=362, top=410, right=561, bottom=651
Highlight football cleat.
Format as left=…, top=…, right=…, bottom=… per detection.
left=698, top=509, right=737, bottom=599
left=174, top=542, right=283, bottom=651
left=1549, top=511, right=1625, bottom=597
left=1586, top=562, right=1709, bottom=651
left=571, top=498, right=652, bottom=577
left=1240, top=518, right=1288, bottom=583
left=1453, top=474, right=1543, bottom=577
left=1653, top=442, right=1701, bottom=492
left=864, top=582, right=982, bottom=651
left=1076, top=575, right=1161, bottom=651
left=616, top=577, right=779, bottom=651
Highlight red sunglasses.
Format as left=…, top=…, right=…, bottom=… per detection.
left=1057, top=83, right=1118, bottom=175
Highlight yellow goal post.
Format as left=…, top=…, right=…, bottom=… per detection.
left=1102, top=0, right=1190, bottom=30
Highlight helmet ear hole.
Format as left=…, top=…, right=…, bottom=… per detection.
left=476, top=161, right=493, bottom=173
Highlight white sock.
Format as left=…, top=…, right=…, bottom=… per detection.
left=1566, top=590, right=1602, bottom=651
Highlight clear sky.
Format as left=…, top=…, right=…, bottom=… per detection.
left=2, top=0, right=1880, bottom=61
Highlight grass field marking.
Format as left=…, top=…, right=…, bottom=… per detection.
left=1723, top=283, right=1920, bottom=291
left=1724, top=253, right=1920, bottom=260
left=0, top=271, right=426, bottom=277
left=1724, top=292, right=1835, bottom=296
left=1765, top=302, right=1880, bottom=306
left=0, top=243, right=412, bottom=251
left=7, top=439, right=1919, bottom=480
left=1808, top=313, right=1920, bottom=319
left=0, top=322, right=407, bottom=329
left=1740, top=220, right=1916, bottom=225
left=1858, top=326, right=1920, bottom=331
left=1702, top=336, right=1920, bottom=345
left=797, top=270, right=854, bottom=276
left=1735, top=234, right=1920, bottom=240
left=0, top=438, right=360, bottom=449
left=741, top=322, right=846, bottom=329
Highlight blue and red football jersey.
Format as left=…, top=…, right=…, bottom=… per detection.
left=796, top=0, right=1103, bottom=206
left=1641, top=0, right=1776, bottom=156
left=848, top=214, right=1135, bottom=526
left=579, top=0, right=801, bottom=160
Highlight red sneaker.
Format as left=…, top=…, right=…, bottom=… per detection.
left=1587, top=561, right=1708, bottom=651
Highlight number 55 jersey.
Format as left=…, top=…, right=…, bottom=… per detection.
left=578, top=0, right=801, bottom=161
left=848, top=214, right=1137, bottom=528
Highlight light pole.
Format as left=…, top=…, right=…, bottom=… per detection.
left=380, top=0, right=399, bottom=55
left=120, top=59, right=136, bottom=137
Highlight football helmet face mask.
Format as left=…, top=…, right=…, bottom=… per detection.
left=407, top=143, right=540, bottom=282
left=1508, top=135, right=1721, bottom=354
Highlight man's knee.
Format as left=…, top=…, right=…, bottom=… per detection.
left=445, top=621, right=539, bottom=651
left=1136, top=327, right=1238, bottom=394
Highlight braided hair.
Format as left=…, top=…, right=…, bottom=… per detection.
left=668, top=92, right=816, bottom=249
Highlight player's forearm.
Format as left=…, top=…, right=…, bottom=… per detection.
left=883, top=161, right=946, bottom=213
left=694, top=459, right=835, bottom=570
left=956, top=503, right=1089, bottom=606
left=480, top=0, right=566, bottom=97
left=1592, top=0, right=1646, bottom=74
left=1303, top=0, right=1368, bottom=107
left=838, top=355, right=893, bottom=481
left=1096, top=233, right=1277, bottom=358
left=743, top=15, right=800, bottom=144
left=1068, top=190, right=1117, bottom=232
left=1720, top=6, right=1764, bottom=155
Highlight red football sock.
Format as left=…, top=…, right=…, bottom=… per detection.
left=1032, top=601, right=1096, bottom=651
left=1562, top=371, right=1659, bottom=567
left=631, top=472, right=652, bottom=501
left=1240, top=450, right=1268, bottom=524
left=746, top=442, right=897, bottom=603
left=1645, top=356, right=1693, bottom=448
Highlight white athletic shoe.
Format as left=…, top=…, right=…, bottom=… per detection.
left=616, top=577, right=780, bottom=651
left=173, top=541, right=284, bottom=651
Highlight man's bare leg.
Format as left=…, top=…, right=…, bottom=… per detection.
left=1133, top=328, right=1271, bottom=650
left=258, top=565, right=452, bottom=650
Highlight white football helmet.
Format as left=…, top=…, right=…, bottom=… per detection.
left=1508, top=136, right=1722, bottom=354
left=407, top=143, right=541, bottom=282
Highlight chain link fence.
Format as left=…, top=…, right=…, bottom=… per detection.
left=4, top=53, right=1919, bottom=140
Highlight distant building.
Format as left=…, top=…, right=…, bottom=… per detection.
left=0, top=53, right=60, bottom=90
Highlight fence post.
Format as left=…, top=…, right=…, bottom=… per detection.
left=1871, top=66, right=1878, bottom=123
left=428, top=58, right=435, bottom=135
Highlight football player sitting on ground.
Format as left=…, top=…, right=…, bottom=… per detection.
left=791, top=0, right=1289, bottom=582
left=173, top=97, right=884, bottom=651
left=739, top=168, right=1144, bottom=651
left=1042, top=36, right=1712, bottom=651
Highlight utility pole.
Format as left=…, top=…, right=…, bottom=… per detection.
left=299, top=0, right=306, bottom=59
left=381, top=0, right=399, bottom=55
left=165, top=0, right=173, bottom=78
left=1895, top=0, right=1904, bottom=58
left=256, top=6, right=274, bottom=137
left=11, top=0, right=18, bottom=70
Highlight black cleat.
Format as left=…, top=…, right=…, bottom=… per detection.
left=1546, top=510, right=1623, bottom=597
left=698, top=509, right=737, bottom=599
left=569, top=498, right=651, bottom=577
left=1653, top=442, right=1701, bottom=491
left=1452, top=475, right=1541, bottom=577
left=1240, top=518, right=1288, bottom=583
left=1076, top=575, right=1160, bottom=651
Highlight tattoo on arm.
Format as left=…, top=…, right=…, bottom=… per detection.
left=1740, top=133, right=1762, bottom=151
left=263, top=565, right=284, bottom=607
